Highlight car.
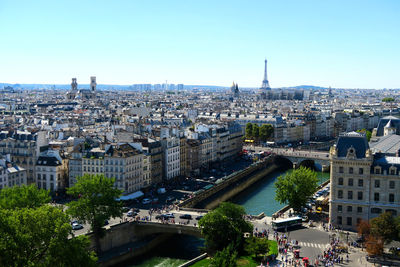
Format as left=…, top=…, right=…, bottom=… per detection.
left=302, top=215, right=309, bottom=222
left=166, top=196, right=174, bottom=202
left=72, top=222, right=83, bottom=230
left=196, top=215, right=203, bottom=220
left=127, top=210, right=136, bottom=217
left=316, top=207, right=323, bottom=213
left=164, top=213, right=175, bottom=218
left=152, top=198, right=159, bottom=204
left=104, top=219, right=109, bottom=226
left=155, top=214, right=167, bottom=220
left=142, top=198, right=151, bottom=204
left=179, top=214, right=192, bottom=220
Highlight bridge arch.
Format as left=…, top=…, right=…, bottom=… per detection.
left=274, top=155, right=294, bottom=170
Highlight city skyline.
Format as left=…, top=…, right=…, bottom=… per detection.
left=0, top=0, right=399, bottom=88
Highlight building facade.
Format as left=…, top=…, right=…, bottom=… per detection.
left=329, top=132, right=400, bottom=231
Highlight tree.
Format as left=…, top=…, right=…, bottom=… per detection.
left=0, top=201, right=97, bottom=266
left=210, top=243, right=238, bottom=267
left=67, top=174, right=123, bottom=253
left=365, top=235, right=384, bottom=257
left=198, top=202, right=253, bottom=252
left=275, top=167, right=319, bottom=212
left=370, top=212, right=398, bottom=244
left=357, top=220, right=370, bottom=240
left=245, top=123, right=253, bottom=138
left=382, top=97, right=395, bottom=102
left=252, top=124, right=259, bottom=140
left=356, top=129, right=372, bottom=142
left=244, top=236, right=270, bottom=259
left=259, top=124, right=274, bottom=141
left=0, top=184, right=50, bottom=209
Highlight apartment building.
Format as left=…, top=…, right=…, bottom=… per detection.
left=329, top=132, right=400, bottom=231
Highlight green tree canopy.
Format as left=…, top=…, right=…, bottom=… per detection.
left=356, top=129, right=372, bottom=142
left=67, top=174, right=123, bottom=253
left=259, top=124, right=274, bottom=141
left=275, top=167, right=319, bottom=212
left=382, top=97, right=395, bottom=102
left=0, top=184, right=50, bottom=210
left=244, top=236, right=269, bottom=259
left=0, top=199, right=96, bottom=266
left=370, top=212, right=398, bottom=244
left=198, top=202, right=253, bottom=252
left=210, top=243, right=238, bottom=267
left=245, top=123, right=253, bottom=138
left=252, top=124, right=260, bottom=139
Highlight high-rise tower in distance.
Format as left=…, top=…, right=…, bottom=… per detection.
left=258, top=59, right=271, bottom=99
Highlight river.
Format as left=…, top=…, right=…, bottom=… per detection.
left=128, top=169, right=329, bottom=267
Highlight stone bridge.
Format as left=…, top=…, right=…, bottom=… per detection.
left=132, top=221, right=202, bottom=238
left=268, top=148, right=330, bottom=171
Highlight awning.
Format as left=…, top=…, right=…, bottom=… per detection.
left=117, top=191, right=144, bottom=201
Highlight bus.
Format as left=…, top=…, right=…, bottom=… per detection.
left=272, top=216, right=302, bottom=231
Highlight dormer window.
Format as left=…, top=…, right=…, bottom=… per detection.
left=389, top=167, right=396, bottom=175
left=375, top=167, right=381, bottom=174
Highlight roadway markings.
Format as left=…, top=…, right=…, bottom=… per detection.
left=298, top=242, right=329, bottom=249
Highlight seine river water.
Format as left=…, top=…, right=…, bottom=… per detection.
left=129, top=169, right=329, bottom=267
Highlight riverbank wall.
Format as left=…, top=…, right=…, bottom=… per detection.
left=99, top=233, right=173, bottom=267
left=179, top=156, right=282, bottom=210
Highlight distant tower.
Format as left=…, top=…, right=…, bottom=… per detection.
left=258, top=59, right=271, bottom=99
left=71, top=78, right=78, bottom=91
left=90, top=76, right=97, bottom=91
left=230, top=82, right=240, bottom=98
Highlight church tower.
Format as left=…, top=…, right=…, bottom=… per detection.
left=90, top=76, right=97, bottom=91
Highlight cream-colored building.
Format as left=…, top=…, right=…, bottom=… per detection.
left=329, top=132, right=400, bottom=231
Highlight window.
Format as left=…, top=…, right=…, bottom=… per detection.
left=37, top=174, right=41, bottom=180
left=359, top=168, right=363, bottom=175
left=349, top=167, right=353, bottom=174
left=337, top=216, right=342, bottom=225
left=391, top=169, right=396, bottom=175
left=375, top=168, right=381, bottom=174
left=347, top=217, right=352, bottom=226
left=347, top=206, right=352, bottom=212
left=358, top=179, right=363, bottom=187
left=50, top=175, right=54, bottom=181
left=375, top=180, right=380, bottom=188
left=390, top=181, right=395, bottom=189
left=357, top=207, right=363, bottom=213
left=348, top=191, right=353, bottom=200
left=358, top=191, right=363, bottom=200
left=348, top=178, right=353, bottom=186
left=339, top=167, right=344, bottom=173
left=338, top=205, right=342, bottom=213
left=371, top=208, right=382, bottom=214
left=389, top=194, right=395, bottom=203
left=374, top=193, right=380, bottom=202
left=338, top=178, right=343, bottom=185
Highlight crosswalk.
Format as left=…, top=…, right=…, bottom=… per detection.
left=297, top=242, right=330, bottom=249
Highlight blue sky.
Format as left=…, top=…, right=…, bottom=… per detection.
left=0, top=0, right=399, bottom=88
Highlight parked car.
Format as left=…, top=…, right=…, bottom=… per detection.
left=142, top=198, right=151, bottom=204
left=152, top=198, right=159, bottom=204
left=127, top=210, right=136, bottom=217
left=72, top=222, right=83, bottom=230
left=196, top=215, right=203, bottom=220
left=179, top=214, right=192, bottom=220
left=164, top=213, right=175, bottom=218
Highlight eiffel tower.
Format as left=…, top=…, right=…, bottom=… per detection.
left=258, top=59, right=271, bottom=99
